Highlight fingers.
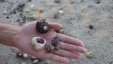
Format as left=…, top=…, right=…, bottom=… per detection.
left=48, top=22, right=62, bottom=30
left=29, top=49, right=69, bottom=64
left=57, top=33, right=85, bottom=47
left=53, top=49, right=80, bottom=59
left=60, top=42, right=87, bottom=53
left=43, top=53, right=69, bottom=64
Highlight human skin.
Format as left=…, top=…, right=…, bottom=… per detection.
left=0, top=21, right=87, bottom=64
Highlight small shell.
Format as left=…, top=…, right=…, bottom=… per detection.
left=59, top=29, right=64, bottom=33
left=85, top=50, right=94, bottom=58
left=23, top=53, right=28, bottom=58
left=32, top=37, right=46, bottom=50
left=32, top=59, right=39, bottom=64
left=54, top=27, right=64, bottom=34
left=44, top=44, right=55, bottom=52
left=57, top=28, right=64, bottom=34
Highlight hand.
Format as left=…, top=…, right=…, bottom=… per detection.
left=13, top=21, right=87, bottom=64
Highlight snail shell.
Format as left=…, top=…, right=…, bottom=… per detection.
left=32, top=37, right=46, bottom=50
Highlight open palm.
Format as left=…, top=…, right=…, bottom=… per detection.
left=14, top=21, right=87, bottom=64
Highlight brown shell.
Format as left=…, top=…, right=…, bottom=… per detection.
left=51, top=37, right=60, bottom=47
left=51, top=37, right=60, bottom=50
left=54, top=28, right=64, bottom=34
left=44, top=44, right=55, bottom=52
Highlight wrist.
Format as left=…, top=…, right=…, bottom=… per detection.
left=12, top=33, right=20, bottom=48
left=0, top=23, right=21, bottom=47
left=12, top=30, right=22, bottom=48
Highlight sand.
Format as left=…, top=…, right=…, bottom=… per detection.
left=0, top=0, right=113, bottom=64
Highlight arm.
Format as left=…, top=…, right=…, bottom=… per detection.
left=0, top=23, right=21, bottom=47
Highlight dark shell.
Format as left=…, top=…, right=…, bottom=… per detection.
left=54, top=44, right=60, bottom=50
left=36, top=19, right=50, bottom=34
left=51, top=37, right=60, bottom=47
left=44, top=37, right=60, bottom=52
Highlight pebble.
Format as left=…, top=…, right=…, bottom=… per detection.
left=95, top=0, right=101, bottom=4
left=110, top=38, right=113, bottom=43
left=6, top=16, right=9, bottom=19
left=21, top=62, right=26, bottom=64
left=16, top=52, right=23, bottom=58
left=16, top=3, right=25, bottom=12
left=28, top=0, right=32, bottom=2
left=30, top=4, right=35, bottom=8
left=3, top=11, right=7, bottom=14
left=53, top=13, right=59, bottom=19
left=89, top=25, right=94, bottom=29
left=0, top=0, right=5, bottom=3
left=58, top=10, right=64, bottom=15
left=109, top=61, right=113, bottom=64
left=54, top=0, right=61, bottom=3
left=39, top=9, right=44, bottom=13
